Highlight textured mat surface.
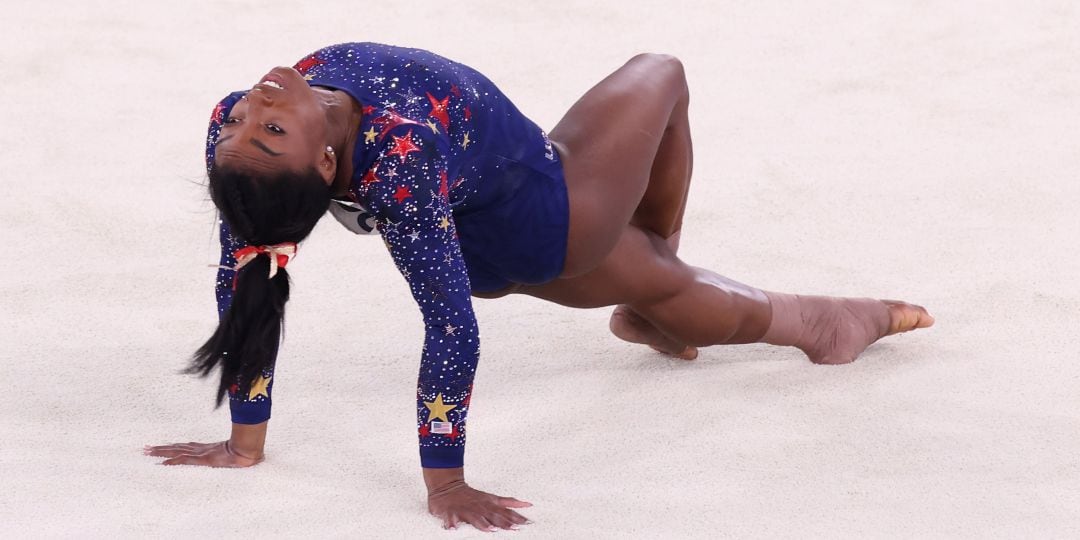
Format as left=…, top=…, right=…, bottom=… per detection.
left=2, top=1, right=1077, bottom=537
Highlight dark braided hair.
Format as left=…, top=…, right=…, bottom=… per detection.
left=185, top=162, right=331, bottom=407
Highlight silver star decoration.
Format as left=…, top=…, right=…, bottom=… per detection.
left=407, top=230, right=421, bottom=243
left=444, top=324, right=458, bottom=336
left=399, top=88, right=422, bottom=105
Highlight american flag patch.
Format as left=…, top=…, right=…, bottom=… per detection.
left=431, top=421, right=452, bottom=434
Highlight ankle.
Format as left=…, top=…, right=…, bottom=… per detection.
left=759, top=291, right=805, bottom=347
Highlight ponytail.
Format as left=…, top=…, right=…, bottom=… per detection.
left=185, top=255, right=290, bottom=406
left=186, top=162, right=330, bottom=406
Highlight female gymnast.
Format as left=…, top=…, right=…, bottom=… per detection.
left=145, top=42, right=933, bottom=532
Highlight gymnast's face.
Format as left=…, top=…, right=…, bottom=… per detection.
left=215, top=66, right=336, bottom=183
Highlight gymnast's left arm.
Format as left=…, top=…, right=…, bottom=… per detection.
left=363, top=126, right=531, bottom=531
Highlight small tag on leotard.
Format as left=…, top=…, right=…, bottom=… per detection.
left=430, top=421, right=452, bottom=434
left=328, top=199, right=379, bottom=235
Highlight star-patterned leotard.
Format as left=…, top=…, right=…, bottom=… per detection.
left=204, top=42, right=570, bottom=469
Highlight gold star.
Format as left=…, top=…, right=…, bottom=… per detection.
left=460, top=132, right=472, bottom=150
left=248, top=374, right=272, bottom=400
left=424, top=393, right=457, bottom=423
left=363, top=126, right=377, bottom=144
left=425, top=119, right=440, bottom=134
left=303, top=74, right=314, bottom=81
left=437, top=216, right=451, bottom=230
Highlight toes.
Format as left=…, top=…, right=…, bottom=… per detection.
left=899, top=305, right=934, bottom=332
left=612, top=305, right=698, bottom=359
left=881, top=300, right=936, bottom=334
left=609, top=307, right=651, bottom=345
left=917, top=307, right=935, bottom=328
left=675, top=346, right=699, bottom=360
left=649, top=344, right=699, bottom=360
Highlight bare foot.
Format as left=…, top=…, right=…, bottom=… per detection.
left=609, top=305, right=699, bottom=360
left=795, top=297, right=934, bottom=365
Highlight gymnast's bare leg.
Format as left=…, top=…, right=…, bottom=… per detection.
left=516, top=53, right=933, bottom=363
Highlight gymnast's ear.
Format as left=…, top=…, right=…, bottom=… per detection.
left=317, top=144, right=337, bottom=186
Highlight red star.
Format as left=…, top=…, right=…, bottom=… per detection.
left=393, top=185, right=413, bottom=204
left=450, top=83, right=462, bottom=97
left=447, top=425, right=461, bottom=441
left=293, top=54, right=325, bottom=75
left=426, top=92, right=451, bottom=130
left=438, top=169, right=450, bottom=200
left=371, top=110, right=423, bottom=141
left=362, top=105, right=376, bottom=115
left=419, top=423, right=431, bottom=437
left=464, top=106, right=472, bottom=121
left=211, top=102, right=227, bottom=125
left=386, top=129, right=421, bottom=163
left=362, top=168, right=381, bottom=187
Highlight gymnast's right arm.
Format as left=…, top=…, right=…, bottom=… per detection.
left=142, top=217, right=271, bottom=466
left=144, top=93, right=268, bottom=467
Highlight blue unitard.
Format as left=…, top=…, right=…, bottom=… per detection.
left=204, top=42, right=569, bottom=468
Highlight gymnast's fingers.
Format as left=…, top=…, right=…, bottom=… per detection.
left=161, top=452, right=240, bottom=468
left=441, top=514, right=459, bottom=530
left=161, top=454, right=210, bottom=467
left=483, top=510, right=517, bottom=530
left=465, top=514, right=496, bottom=533
left=498, top=507, right=530, bottom=525
left=494, top=495, right=533, bottom=508
left=145, top=439, right=231, bottom=458
left=144, top=444, right=197, bottom=458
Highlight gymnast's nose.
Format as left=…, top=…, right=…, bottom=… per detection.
left=249, top=88, right=274, bottom=106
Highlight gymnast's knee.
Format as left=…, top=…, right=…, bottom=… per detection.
left=628, top=53, right=689, bottom=106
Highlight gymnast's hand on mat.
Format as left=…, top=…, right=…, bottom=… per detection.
left=143, top=423, right=267, bottom=466
left=145, top=423, right=267, bottom=467
left=143, top=440, right=264, bottom=467
left=425, top=470, right=533, bottom=531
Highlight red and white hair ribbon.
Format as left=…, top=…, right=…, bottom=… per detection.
left=212, top=242, right=298, bottom=279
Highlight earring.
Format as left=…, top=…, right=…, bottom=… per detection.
left=326, top=146, right=335, bottom=154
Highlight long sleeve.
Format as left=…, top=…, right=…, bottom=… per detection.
left=360, top=126, right=479, bottom=468
left=205, top=92, right=275, bottom=424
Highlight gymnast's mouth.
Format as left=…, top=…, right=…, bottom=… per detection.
left=257, top=71, right=287, bottom=90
